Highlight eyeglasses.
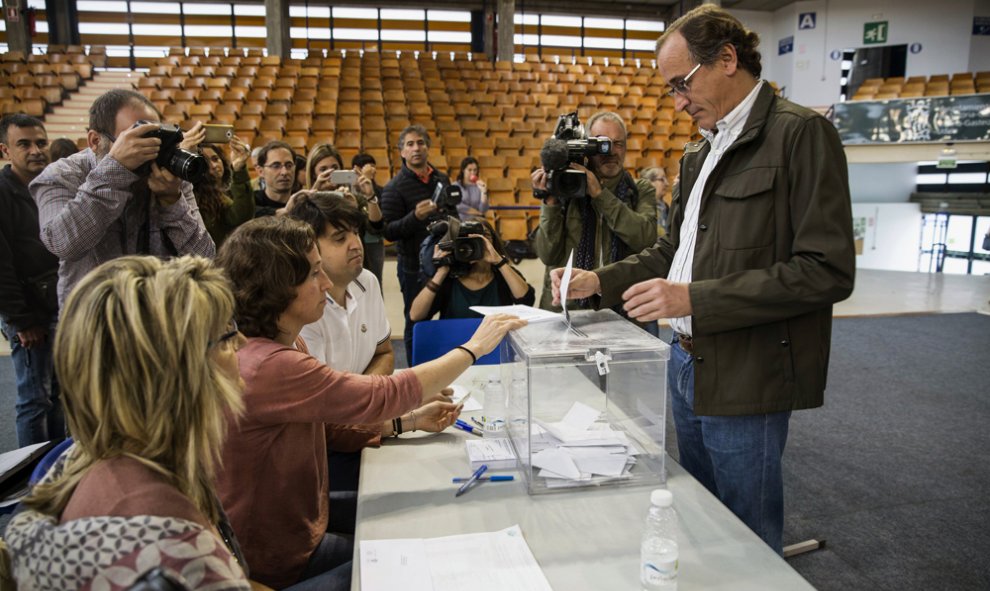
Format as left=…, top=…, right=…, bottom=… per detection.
left=665, top=63, right=702, bottom=97
left=209, top=318, right=239, bottom=349
left=264, top=162, right=295, bottom=171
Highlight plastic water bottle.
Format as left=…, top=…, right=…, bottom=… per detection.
left=641, top=489, right=678, bottom=590
left=483, top=376, right=506, bottom=434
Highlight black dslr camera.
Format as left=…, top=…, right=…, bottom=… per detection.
left=540, top=112, right=613, bottom=201
left=428, top=216, right=486, bottom=278
left=134, top=120, right=208, bottom=183
left=431, top=183, right=463, bottom=217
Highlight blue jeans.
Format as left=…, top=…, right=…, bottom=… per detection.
left=284, top=532, right=353, bottom=591
left=396, top=255, right=423, bottom=366
left=2, top=319, right=64, bottom=447
left=668, top=338, right=790, bottom=554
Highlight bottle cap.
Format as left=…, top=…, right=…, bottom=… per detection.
left=650, top=489, right=673, bottom=507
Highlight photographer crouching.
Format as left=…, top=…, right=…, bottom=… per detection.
left=531, top=111, right=657, bottom=324
left=32, top=89, right=215, bottom=308
left=409, top=217, right=534, bottom=321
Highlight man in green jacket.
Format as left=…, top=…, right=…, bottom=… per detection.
left=556, top=6, right=855, bottom=554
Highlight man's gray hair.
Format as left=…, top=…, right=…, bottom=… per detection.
left=398, top=124, right=431, bottom=149
left=586, top=111, right=627, bottom=139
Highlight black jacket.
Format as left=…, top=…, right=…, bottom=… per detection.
left=0, top=164, right=59, bottom=330
left=381, top=165, right=450, bottom=272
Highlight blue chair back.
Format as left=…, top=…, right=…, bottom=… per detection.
left=29, top=437, right=74, bottom=485
left=411, top=318, right=501, bottom=366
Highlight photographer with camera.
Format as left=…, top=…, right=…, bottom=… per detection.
left=32, top=89, right=215, bottom=308
left=381, top=124, right=453, bottom=363
left=409, top=218, right=533, bottom=322
left=531, top=111, right=657, bottom=316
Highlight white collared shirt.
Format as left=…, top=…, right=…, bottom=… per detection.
left=299, top=269, right=391, bottom=374
left=667, top=81, right=764, bottom=337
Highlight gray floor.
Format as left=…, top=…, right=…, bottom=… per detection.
left=2, top=313, right=989, bottom=589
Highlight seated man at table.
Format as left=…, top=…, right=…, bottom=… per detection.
left=288, top=192, right=401, bottom=506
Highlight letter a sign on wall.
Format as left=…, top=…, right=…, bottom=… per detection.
left=864, top=21, right=888, bottom=45
left=798, top=13, right=816, bottom=30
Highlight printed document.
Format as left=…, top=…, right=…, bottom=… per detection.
left=360, top=524, right=553, bottom=591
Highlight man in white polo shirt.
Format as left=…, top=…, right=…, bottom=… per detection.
left=293, top=193, right=394, bottom=376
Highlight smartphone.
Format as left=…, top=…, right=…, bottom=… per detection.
left=203, top=124, right=234, bottom=144
left=329, top=170, right=359, bottom=186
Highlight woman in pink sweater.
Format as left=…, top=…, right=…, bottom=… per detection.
left=215, top=216, right=523, bottom=590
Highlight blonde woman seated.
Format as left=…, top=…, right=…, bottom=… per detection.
left=1, top=256, right=255, bottom=590
left=214, top=216, right=524, bottom=590
left=410, top=218, right=535, bottom=321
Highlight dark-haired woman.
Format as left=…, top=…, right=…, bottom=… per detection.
left=409, top=218, right=534, bottom=321
left=214, top=216, right=525, bottom=590
left=194, top=138, right=255, bottom=246
left=452, top=156, right=488, bottom=222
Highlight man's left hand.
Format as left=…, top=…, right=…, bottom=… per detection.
left=16, top=325, right=47, bottom=349
left=622, top=278, right=692, bottom=321
left=569, top=162, right=602, bottom=198
left=149, top=164, right=183, bottom=206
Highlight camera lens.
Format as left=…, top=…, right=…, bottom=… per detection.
left=168, top=148, right=209, bottom=183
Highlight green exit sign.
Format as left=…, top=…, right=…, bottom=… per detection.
left=864, top=21, right=889, bottom=44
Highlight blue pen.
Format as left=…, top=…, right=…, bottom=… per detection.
left=455, top=464, right=488, bottom=497
left=452, top=475, right=514, bottom=483
left=454, top=419, right=483, bottom=437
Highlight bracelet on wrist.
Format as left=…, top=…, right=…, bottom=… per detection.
left=425, top=280, right=440, bottom=293
left=494, top=257, right=509, bottom=269
left=455, top=345, right=478, bottom=364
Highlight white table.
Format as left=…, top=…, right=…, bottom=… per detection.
left=352, top=366, right=813, bottom=590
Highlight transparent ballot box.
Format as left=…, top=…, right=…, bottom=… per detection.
left=499, top=309, right=670, bottom=495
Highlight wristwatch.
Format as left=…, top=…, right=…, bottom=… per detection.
left=494, top=257, right=509, bottom=269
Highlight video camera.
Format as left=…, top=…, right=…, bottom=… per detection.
left=539, top=112, right=613, bottom=202
left=134, top=120, right=208, bottom=183
left=431, top=183, right=463, bottom=218
left=427, top=216, right=486, bottom=278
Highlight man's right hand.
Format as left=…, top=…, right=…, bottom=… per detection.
left=16, top=325, right=47, bottom=349
left=108, top=122, right=162, bottom=172
left=414, top=199, right=438, bottom=220
left=551, top=267, right=601, bottom=306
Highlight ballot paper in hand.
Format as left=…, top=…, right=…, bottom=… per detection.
left=469, top=304, right=562, bottom=323
left=449, top=384, right=482, bottom=412
left=560, top=249, right=574, bottom=325
left=360, top=525, right=553, bottom=591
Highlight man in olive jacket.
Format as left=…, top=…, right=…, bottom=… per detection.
left=556, top=6, right=855, bottom=553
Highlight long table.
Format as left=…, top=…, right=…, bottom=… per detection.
left=352, top=366, right=813, bottom=590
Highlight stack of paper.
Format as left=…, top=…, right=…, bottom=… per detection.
left=528, top=401, right=639, bottom=488
left=360, top=525, right=553, bottom=591
left=466, top=437, right=518, bottom=471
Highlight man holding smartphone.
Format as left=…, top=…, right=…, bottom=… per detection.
left=381, top=125, right=450, bottom=365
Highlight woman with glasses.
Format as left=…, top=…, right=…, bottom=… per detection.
left=214, top=216, right=524, bottom=590
left=2, top=256, right=254, bottom=590
left=409, top=218, right=534, bottom=322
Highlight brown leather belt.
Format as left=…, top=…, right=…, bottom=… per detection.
left=676, top=333, right=694, bottom=354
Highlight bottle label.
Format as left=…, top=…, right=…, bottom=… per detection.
left=642, top=556, right=678, bottom=585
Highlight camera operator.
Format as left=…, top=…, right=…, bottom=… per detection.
left=531, top=111, right=657, bottom=315
left=32, top=89, right=214, bottom=308
left=409, top=218, right=533, bottom=321
left=381, top=124, right=451, bottom=363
